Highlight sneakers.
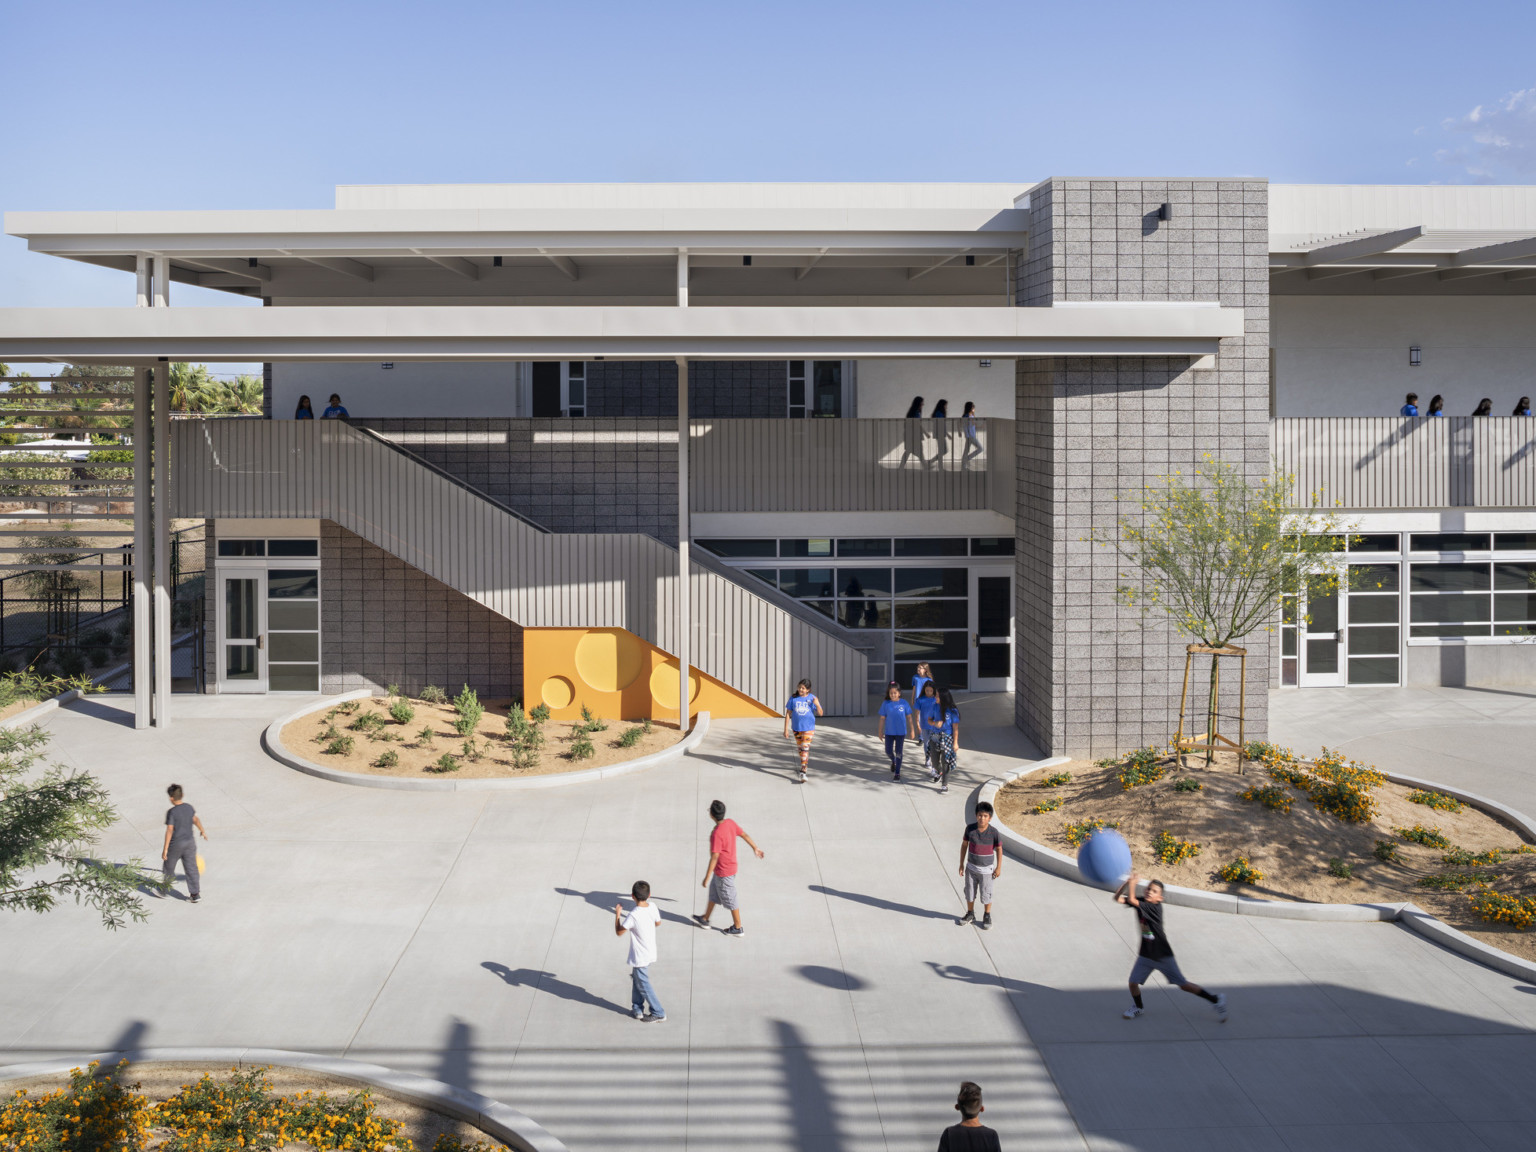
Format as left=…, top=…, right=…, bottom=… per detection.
left=724, top=925, right=745, bottom=937
left=1123, top=1007, right=1143, bottom=1019
left=798, top=770, right=807, bottom=784
left=1214, top=993, right=1228, bottom=1023
left=892, top=771, right=902, bottom=781
left=940, top=784, right=949, bottom=794
left=692, top=913, right=711, bottom=928
left=957, top=910, right=975, bottom=926
left=633, top=1011, right=646, bottom=1020
left=980, top=912, right=992, bottom=930
left=189, top=895, right=201, bottom=904
left=929, top=769, right=940, bottom=782
left=648, top=1014, right=668, bottom=1023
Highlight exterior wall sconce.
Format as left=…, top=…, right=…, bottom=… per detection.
left=965, top=254, right=975, bottom=266
left=978, top=359, right=992, bottom=368
left=493, top=256, right=503, bottom=267
left=1158, top=202, right=1172, bottom=221
left=380, top=363, right=394, bottom=370
left=742, top=255, right=752, bottom=266
left=1409, top=345, right=1422, bottom=367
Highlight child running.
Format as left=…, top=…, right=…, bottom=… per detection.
left=783, top=678, right=823, bottom=783
left=915, top=680, right=943, bottom=782
left=1113, top=872, right=1228, bottom=1022
left=874, top=682, right=916, bottom=780
left=933, top=687, right=962, bottom=794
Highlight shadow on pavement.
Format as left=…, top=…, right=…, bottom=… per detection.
left=554, top=886, right=690, bottom=927
left=812, top=883, right=955, bottom=921
left=434, top=1017, right=473, bottom=1092
left=480, top=962, right=630, bottom=1017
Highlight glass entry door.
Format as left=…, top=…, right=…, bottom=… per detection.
left=1299, top=576, right=1345, bottom=687
left=971, top=571, right=1013, bottom=691
left=219, top=571, right=267, bottom=693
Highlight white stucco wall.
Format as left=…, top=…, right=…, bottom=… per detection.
left=854, top=358, right=1016, bottom=418
left=1272, top=296, right=1536, bottom=417
left=272, top=362, right=523, bottom=419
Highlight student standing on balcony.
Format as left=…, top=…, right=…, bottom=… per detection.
left=321, top=393, right=349, bottom=419
left=901, top=396, right=926, bottom=467
left=1426, top=394, right=1445, bottom=417
left=1400, top=393, right=1419, bottom=417
left=931, top=398, right=951, bottom=467
left=294, top=395, right=314, bottom=420
left=961, top=402, right=982, bottom=467
left=1472, top=398, right=1493, bottom=416
left=1516, top=397, right=1533, bottom=417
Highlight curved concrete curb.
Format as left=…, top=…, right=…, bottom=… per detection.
left=979, top=757, right=1536, bottom=980
left=0, top=1048, right=566, bottom=1152
left=263, top=692, right=712, bottom=790
left=1, top=688, right=86, bottom=729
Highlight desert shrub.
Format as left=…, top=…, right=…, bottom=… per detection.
left=83, top=627, right=111, bottom=646
left=1173, top=776, right=1202, bottom=793
left=428, top=753, right=460, bottom=774
left=388, top=700, right=415, bottom=726
left=579, top=703, right=608, bottom=733
left=1237, top=783, right=1292, bottom=813
left=416, top=726, right=435, bottom=746
left=1031, top=796, right=1062, bottom=814
left=433, top=1135, right=512, bottom=1152
left=1396, top=824, right=1450, bottom=849
left=1417, top=870, right=1495, bottom=891
left=1303, top=749, right=1384, bottom=824
left=1040, top=770, right=1072, bottom=788
left=1092, top=756, right=1118, bottom=771
left=1217, top=857, right=1264, bottom=884
left=451, top=685, right=483, bottom=737
left=385, top=682, right=402, bottom=698
left=374, top=750, right=399, bottom=769
left=314, top=723, right=339, bottom=745
left=1062, top=818, right=1118, bottom=848
left=420, top=684, right=447, bottom=705
left=57, top=650, right=87, bottom=677
left=1242, top=740, right=1286, bottom=762
left=504, top=704, right=545, bottom=770
left=529, top=703, right=551, bottom=724
left=1152, top=830, right=1200, bottom=865
left=0, top=1060, right=152, bottom=1151
left=1118, top=746, right=1166, bottom=791
left=324, top=735, right=355, bottom=756
left=1407, top=789, right=1463, bottom=814
left=1266, top=762, right=1313, bottom=791
left=618, top=726, right=644, bottom=748
left=1467, top=888, right=1536, bottom=930
left=1373, top=840, right=1400, bottom=863
left=1442, top=845, right=1523, bottom=867
left=349, top=712, right=387, bottom=736
left=569, top=734, right=595, bottom=760
left=461, top=738, right=483, bottom=763
left=1327, top=857, right=1354, bottom=880
left=336, top=700, right=360, bottom=715
left=505, top=703, right=529, bottom=735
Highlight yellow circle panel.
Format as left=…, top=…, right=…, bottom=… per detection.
left=574, top=630, right=645, bottom=693
left=541, top=675, right=575, bottom=710
left=649, top=663, right=702, bottom=708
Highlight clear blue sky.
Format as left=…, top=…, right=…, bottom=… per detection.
left=3, top=0, right=1535, bottom=326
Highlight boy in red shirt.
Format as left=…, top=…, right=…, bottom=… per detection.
left=694, top=799, right=765, bottom=937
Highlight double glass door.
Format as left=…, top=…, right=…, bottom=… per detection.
left=217, top=563, right=322, bottom=693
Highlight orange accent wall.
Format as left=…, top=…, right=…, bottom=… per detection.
left=523, top=627, right=779, bottom=722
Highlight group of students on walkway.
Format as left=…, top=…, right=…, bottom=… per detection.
left=1400, top=391, right=1532, bottom=417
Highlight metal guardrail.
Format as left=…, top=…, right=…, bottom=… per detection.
left=1272, top=416, right=1536, bottom=509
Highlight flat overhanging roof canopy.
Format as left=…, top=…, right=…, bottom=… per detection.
left=0, top=303, right=1242, bottom=362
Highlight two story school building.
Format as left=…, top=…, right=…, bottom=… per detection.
left=3, top=179, right=1535, bottom=755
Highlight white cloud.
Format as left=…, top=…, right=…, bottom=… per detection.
left=1434, top=87, right=1536, bottom=182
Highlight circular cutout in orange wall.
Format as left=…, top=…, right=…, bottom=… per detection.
left=649, top=663, right=701, bottom=709
left=574, top=630, right=645, bottom=692
left=541, top=675, right=575, bottom=710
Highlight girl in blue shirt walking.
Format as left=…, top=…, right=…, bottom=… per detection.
left=783, top=678, right=823, bottom=784
left=874, top=683, right=917, bottom=780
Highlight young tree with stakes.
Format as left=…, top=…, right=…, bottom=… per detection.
left=1093, top=455, right=1352, bottom=763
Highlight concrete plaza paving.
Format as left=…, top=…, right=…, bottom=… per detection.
left=3, top=690, right=1536, bottom=1150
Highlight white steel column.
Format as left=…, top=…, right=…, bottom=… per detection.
left=132, top=366, right=151, bottom=728
left=152, top=256, right=170, bottom=307
left=675, top=250, right=688, bottom=307
left=152, top=363, right=171, bottom=725
left=135, top=255, right=151, bottom=307
left=676, top=357, right=690, bottom=731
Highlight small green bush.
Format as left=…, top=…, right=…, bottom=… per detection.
left=1396, top=824, right=1451, bottom=849
left=88, top=647, right=111, bottom=668
left=1062, top=818, right=1118, bottom=848
left=1237, top=783, right=1292, bottom=813
left=1152, top=830, right=1200, bottom=865
left=427, top=752, right=460, bottom=774
left=579, top=703, right=608, bottom=733
left=1242, top=740, right=1286, bottom=761
left=1417, top=870, right=1495, bottom=891
left=416, top=726, right=436, bottom=746
left=1467, top=887, right=1536, bottom=930
left=1118, top=746, right=1166, bottom=791
left=1173, top=777, right=1202, bottom=793
left=349, top=711, right=387, bottom=736
left=389, top=700, right=415, bottom=726
left=420, top=684, right=448, bottom=705
left=324, top=735, right=355, bottom=756
left=1217, top=857, right=1264, bottom=884
left=1031, top=795, right=1062, bottom=814
left=505, top=703, right=529, bottom=735
left=385, top=682, right=402, bottom=698
left=1408, top=789, right=1463, bottom=813
left=569, top=734, right=595, bottom=760
left=336, top=700, right=360, bottom=715
left=618, top=726, right=645, bottom=748
left=452, top=684, right=484, bottom=737
left=1040, top=770, right=1072, bottom=788
left=1327, top=857, right=1354, bottom=880
left=315, top=723, right=339, bottom=744
left=641, top=717, right=652, bottom=734
left=374, top=749, right=399, bottom=768
left=530, top=703, right=551, bottom=724
left=1373, top=840, right=1401, bottom=863
left=1442, top=845, right=1524, bottom=868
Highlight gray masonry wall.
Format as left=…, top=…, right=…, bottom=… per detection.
left=1016, top=178, right=1271, bottom=757
left=584, top=360, right=787, bottom=417
left=353, top=418, right=680, bottom=541
left=320, top=520, right=522, bottom=698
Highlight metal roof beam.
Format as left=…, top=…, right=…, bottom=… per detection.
left=1303, top=226, right=1424, bottom=266
left=538, top=251, right=579, bottom=281
left=1450, top=236, right=1536, bottom=266
left=423, top=255, right=479, bottom=280
left=294, top=255, right=374, bottom=281
left=795, top=248, right=829, bottom=281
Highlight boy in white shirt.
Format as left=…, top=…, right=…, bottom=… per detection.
left=614, top=880, right=665, bottom=1022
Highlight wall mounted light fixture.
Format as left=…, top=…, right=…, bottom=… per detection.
left=493, top=256, right=503, bottom=267
left=1409, top=345, right=1422, bottom=367
left=978, top=359, right=992, bottom=368
left=742, top=255, right=752, bottom=266
left=965, top=254, right=975, bottom=266
left=1158, top=202, right=1172, bottom=221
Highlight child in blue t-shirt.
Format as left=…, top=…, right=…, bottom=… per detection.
left=783, top=679, right=823, bottom=784
left=874, top=683, right=916, bottom=780
left=915, top=681, right=944, bottom=782
left=933, top=688, right=963, bottom=794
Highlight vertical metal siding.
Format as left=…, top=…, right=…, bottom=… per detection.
left=172, top=419, right=867, bottom=714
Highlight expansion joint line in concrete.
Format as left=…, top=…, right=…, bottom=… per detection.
left=342, top=791, right=493, bottom=1056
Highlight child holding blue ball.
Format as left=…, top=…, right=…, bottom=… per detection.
left=1114, top=872, right=1227, bottom=1022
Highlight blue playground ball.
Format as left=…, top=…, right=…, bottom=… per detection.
left=1078, top=829, right=1132, bottom=886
